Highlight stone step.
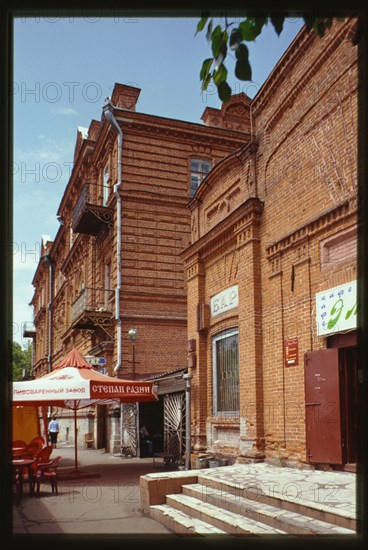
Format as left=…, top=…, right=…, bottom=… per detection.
left=182, top=483, right=355, bottom=535
left=149, top=504, right=228, bottom=536
left=165, top=493, right=287, bottom=535
left=198, top=472, right=356, bottom=531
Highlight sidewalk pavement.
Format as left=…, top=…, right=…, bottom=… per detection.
left=12, top=443, right=174, bottom=537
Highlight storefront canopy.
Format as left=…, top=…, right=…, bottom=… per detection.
left=12, top=348, right=158, bottom=408
left=12, top=348, right=158, bottom=472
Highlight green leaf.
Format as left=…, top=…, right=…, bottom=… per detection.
left=206, top=19, right=213, bottom=42
left=253, top=17, right=268, bottom=36
left=213, top=63, right=228, bottom=86
left=195, top=17, right=208, bottom=35
left=303, top=17, right=316, bottom=32
left=239, top=19, right=258, bottom=41
left=314, top=19, right=327, bottom=37
left=217, top=81, right=232, bottom=102
left=270, top=15, right=285, bottom=36
left=239, top=18, right=266, bottom=41
left=202, top=72, right=212, bottom=91
left=200, top=58, right=213, bottom=81
left=229, top=27, right=243, bottom=49
left=235, top=58, right=252, bottom=81
left=235, top=43, right=249, bottom=61
left=211, top=25, right=223, bottom=57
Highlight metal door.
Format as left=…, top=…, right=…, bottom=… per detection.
left=121, top=402, right=138, bottom=456
left=96, top=405, right=106, bottom=449
left=163, top=392, right=186, bottom=458
left=304, top=349, right=343, bottom=464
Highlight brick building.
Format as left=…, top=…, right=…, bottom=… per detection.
left=26, top=83, right=249, bottom=454
left=181, top=18, right=360, bottom=470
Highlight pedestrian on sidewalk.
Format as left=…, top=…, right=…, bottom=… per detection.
left=48, top=415, right=60, bottom=448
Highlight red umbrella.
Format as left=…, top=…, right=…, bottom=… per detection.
left=12, top=348, right=158, bottom=472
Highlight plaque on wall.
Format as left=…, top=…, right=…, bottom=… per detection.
left=284, top=337, right=298, bottom=367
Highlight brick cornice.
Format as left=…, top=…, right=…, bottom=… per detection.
left=252, top=19, right=357, bottom=120
left=181, top=198, right=264, bottom=263
left=266, top=200, right=355, bottom=260
left=114, top=110, right=250, bottom=148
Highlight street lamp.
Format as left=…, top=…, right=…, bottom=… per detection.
left=128, top=328, right=138, bottom=380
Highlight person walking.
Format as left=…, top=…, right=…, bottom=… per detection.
left=48, top=415, right=60, bottom=448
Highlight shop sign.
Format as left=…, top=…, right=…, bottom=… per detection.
left=284, top=337, right=298, bottom=366
left=315, top=280, right=359, bottom=336
left=84, top=356, right=106, bottom=366
left=210, top=285, right=238, bottom=317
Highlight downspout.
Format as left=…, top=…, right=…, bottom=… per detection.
left=102, top=98, right=123, bottom=374
left=43, top=254, right=53, bottom=373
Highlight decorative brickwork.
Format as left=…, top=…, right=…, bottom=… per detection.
left=182, top=19, right=358, bottom=467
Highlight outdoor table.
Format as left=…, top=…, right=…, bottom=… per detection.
left=12, top=458, right=35, bottom=497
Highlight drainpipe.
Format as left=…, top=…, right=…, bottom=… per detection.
left=43, top=254, right=53, bottom=373
left=102, top=98, right=123, bottom=374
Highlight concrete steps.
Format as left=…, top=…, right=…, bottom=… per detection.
left=150, top=504, right=228, bottom=535
left=142, top=465, right=357, bottom=536
left=165, top=493, right=286, bottom=535
left=182, top=483, right=354, bottom=535
left=198, top=472, right=356, bottom=531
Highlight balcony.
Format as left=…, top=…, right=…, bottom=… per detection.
left=23, top=322, right=36, bottom=339
left=72, top=183, right=113, bottom=235
left=71, top=287, right=114, bottom=331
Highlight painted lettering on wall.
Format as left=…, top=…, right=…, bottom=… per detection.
left=315, top=280, right=360, bottom=336
left=211, top=285, right=239, bottom=317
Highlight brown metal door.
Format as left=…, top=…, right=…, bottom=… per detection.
left=304, top=349, right=342, bottom=464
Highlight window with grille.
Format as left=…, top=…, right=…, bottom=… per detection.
left=103, top=165, right=109, bottom=206
left=190, top=159, right=211, bottom=196
left=212, top=329, right=240, bottom=415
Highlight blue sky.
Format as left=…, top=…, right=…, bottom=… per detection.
left=13, top=16, right=304, bottom=346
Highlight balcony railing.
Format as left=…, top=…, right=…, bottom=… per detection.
left=23, top=322, right=36, bottom=339
left=72, top=183, right=113, bottom=235
left=71, top=287, right=114, bottom=331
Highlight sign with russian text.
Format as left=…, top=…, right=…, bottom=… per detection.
left=284, top=337, right=299, bottom=366
left=211, top=285, right=238, bottom=317
left=316, top=280, right=359, bottom=336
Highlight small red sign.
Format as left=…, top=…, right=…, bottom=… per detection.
left=284, top=337, right=299, bottom=367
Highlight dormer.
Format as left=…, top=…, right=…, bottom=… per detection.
left=73, top=126, right=89, bottom=164
left=201, top=93, right=251, bottom=133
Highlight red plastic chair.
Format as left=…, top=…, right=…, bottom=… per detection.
left=34, top=455, right=62, bottom=497
left=30, top=435, right=46, bottom=446
left=20, top=445, right=53, bottom=484
left=19, top=439, right=43, bottom=459
left=12, top=439, right=27, bottom=448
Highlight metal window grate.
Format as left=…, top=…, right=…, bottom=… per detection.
left=213, top=331, right=239, bottom=413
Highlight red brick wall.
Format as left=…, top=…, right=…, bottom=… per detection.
left=31, top=85, right=248, bottom=384
left=182, top=18, right=358, bottom=465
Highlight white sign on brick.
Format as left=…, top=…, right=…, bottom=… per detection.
left=315, top=280, right=359, bottom=336
left=210, top=285, right=239, bottom=317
